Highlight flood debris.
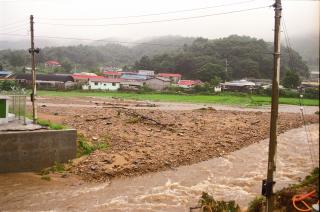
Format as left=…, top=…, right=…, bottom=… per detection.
left=33, top=96, right=319, bottom=182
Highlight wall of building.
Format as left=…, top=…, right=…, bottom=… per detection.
left=145, top=79, right=170, bottom=91
left=82, top=81, right=120, bottom=91
left=0, top=129, right=77, bottom=173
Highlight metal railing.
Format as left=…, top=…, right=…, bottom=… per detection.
left=8, top=95, right=27, bottom=125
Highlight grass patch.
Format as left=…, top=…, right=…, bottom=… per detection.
left=36, top=118, right=65, bottom=130
left=39, top=162, right=65, bottom=176
left=37, top=90, right=319, bottom=106
left=247, top=196, right=265, bottom=212
left=77, top=133, right=109, bottom=157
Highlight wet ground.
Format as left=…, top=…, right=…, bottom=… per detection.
left=0, top=124, right=318, bottom=211
left=31, top=96, right=319, bottom=182
left=33, top=96, right=319, bottom=114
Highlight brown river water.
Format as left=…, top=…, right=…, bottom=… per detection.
left=0, top=124, right=319, bottom=211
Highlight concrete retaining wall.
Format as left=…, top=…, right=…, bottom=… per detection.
left=0, top=129, right=77, bottom=173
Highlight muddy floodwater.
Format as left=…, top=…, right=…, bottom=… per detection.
left=0, top=124, right=319, bottom=211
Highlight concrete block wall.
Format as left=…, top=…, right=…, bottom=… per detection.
left=0, top=129, right=77, bottom=173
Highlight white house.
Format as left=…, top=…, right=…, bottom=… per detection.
left=82, top=78, right=122, bottom=91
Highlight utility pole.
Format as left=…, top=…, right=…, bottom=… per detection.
left=225, top=58, right=228, bottom=73
left=29, top=15, right=40, bottom=124
left=262, top=0, right=282, bottom=211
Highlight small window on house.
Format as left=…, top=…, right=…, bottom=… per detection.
left=112, top=83, right=116, bottom=86
left=94, top=82, right=98, bottom=86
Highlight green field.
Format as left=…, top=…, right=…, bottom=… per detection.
left=36, top=90, right=319, bottom=106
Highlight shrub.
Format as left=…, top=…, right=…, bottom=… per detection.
left=303, top=88, right=319, bottom=99
left=77, top=133, right=109, bottom=156
left=247, top=196, right=265, bottom=212
left=199, top=192, right=241, bottom=212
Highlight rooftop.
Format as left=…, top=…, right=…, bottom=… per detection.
left=158, top=73, right=182, bottom=77
left=103, top=71, right=122, bottom=76
left=177, top=80, right=202, bottom=86
left=90, top=78, right=123, bottom=83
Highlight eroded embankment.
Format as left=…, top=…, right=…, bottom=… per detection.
left=36, top=102, right=319, bottom=182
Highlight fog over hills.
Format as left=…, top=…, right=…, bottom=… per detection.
left=0, top=34, right=318, bottom=68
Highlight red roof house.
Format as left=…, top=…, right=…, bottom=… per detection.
left=177, top=80, right=202, bottom=88
left=157, top=73, right=182, bottom=83
left=45, top=60, right=61, bottom=67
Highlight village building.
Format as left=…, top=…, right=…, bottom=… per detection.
left=82, top=78, right=122, bottom=91
left=103, top=71, right=122, bottom=79
left=44, top=60, right=61, bottom=68
left=144, top=77, right=171, bottom=91
left=72, top=73, right=103, bottom=83
left=15, top=73, right=75, bottom=90
left=220, top=79, right=256, bottom=92
left=177, top=80, right=202, bottom=89
left=121, top=73, right=148, bottom=81
left=138, top=70, right=155, bottom=77
left=0, top=70, right=13, bottom=79
left=157, top=73, right=182, bottom=83
left=120, top=81, right=144, bottom=90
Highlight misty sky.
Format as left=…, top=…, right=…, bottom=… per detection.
left=0, top=0, right=319, bottom=43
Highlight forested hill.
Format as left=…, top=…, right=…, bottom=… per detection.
left=134, top=35, right=309, bottom=80
left=0, top=36, right=194, bottom=72
left=0, top=35, right=308, bottom=80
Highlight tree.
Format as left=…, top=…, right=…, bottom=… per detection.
left=197, top=63, right=226, bottom=82
left=282, top=70, right=301, bottom=89
left=134, top=55, right=153, bottom=70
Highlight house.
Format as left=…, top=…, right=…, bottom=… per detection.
left=157, top=73, right=181, bottom=83
left=144, top=77, right=171, bottom=91
left=220, top=79, right=256, bottom=92
left=120, top=74, right=148, bottom=81
left=120, top=81, right=144, bottom=90
left=45, top=60, right=61, bottom=68
left=138, top=70, right=155, bottom=77
left=177, top=80, right=202, bottom=89
left=72, top=73, right=104, bottom=83
left=0, top=70, right=13, bottom=79
left=15, top=73, right=75, bottom=90
left=103, top=71, right=122, bottom=79
left=82, top=78, right=122, bottom=91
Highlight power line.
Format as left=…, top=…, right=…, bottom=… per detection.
left=39, top=0, right=258, bottom=21
left=36, top=5, right=271, bottom=27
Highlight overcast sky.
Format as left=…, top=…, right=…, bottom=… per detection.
left=0, top=0, right=319, bottom=43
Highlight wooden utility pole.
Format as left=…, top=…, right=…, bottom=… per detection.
left=225, top=58, right=228, bottom=73
left=29, top=15, right=39, bottom=124
left=263, top=0, right=282, bottom=211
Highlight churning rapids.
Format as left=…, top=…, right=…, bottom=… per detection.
left=0, top=124, right=318, bottom=211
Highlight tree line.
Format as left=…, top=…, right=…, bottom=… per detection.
left=0, top=35, right=308, bottom=83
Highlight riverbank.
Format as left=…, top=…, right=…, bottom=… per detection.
left=32, top=96, right=319, bottom=182
left=0, top=124, right=318, bottom=211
